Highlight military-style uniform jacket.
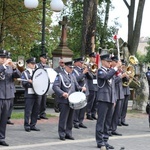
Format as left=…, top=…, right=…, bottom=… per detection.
left=72, top=66, right=92, bottom=96
left=21, top=68, right=36, bottom=98
left=54, top=66, right=64, bottom=73
left=114, top=73, right=125, bottom=100
left=0, top=65, right=21, bottom=99
left=36, top=62, right=50, bottom=69
left=97, top=66, right=117, bottom=103
left=87, top=73, right=98, bottom=91
left=122, top=77, right=131, bottom=96
left=52, top=71, right=82, bottom=104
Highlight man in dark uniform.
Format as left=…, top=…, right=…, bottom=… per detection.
left=0, top=49, right=21, bottom=146
left=54, top=57, right=65, bottom=73
left=6, top=52, right=15, bottom=125
left=21, top=57, right=40, bottom=132
left=146, top=67, right=150, bottom=127
left=86, top=52, right=98, bottom=120
left=54, top=57, right=65, bottom=113
left=36, top=53, right=50, bottom=119
left=119, top=59, right=130, bottom=126
left=52, top=61, right=86, bottom=140
left=96, top=54, right=121, bottom=150
left=110, top=56, right=126, bottom=136
left=72, top=57, right=92, bottom=129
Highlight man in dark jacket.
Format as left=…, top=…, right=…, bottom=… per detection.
left=21, top=57, right=40, bottom=132
left=52, top=61, right=86, bottom=141
left=96, top=54, right=121, bottom=150
left=0, top=49, right=21, bottom=146
left=36, top=53, right=50, bottom=119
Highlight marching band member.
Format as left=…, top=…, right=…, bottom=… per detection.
left=119, top=59, right=130, bottom=126
left=0, top=49, right=21, bottom=146
left=96, top=54, right=121, bottom=149
left=36, top=53, right=50, bottom=120
left=54, top=57, right=65, bottom=113
left=6, top=52, right=15, bottom=125
left=86, top=52, right=98, bottom=120
left=21, top=57, right=40, bottom=132
left=72, top=57, right=92, bottom=129
left=52, top=61, right=86, bottom=141
left=110, top=56, right=126, bottom=136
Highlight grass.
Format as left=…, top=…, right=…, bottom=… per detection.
left=11, top=112, right=56, bottom=119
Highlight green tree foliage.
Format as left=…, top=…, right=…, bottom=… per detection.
left=0, top=0, right=53, bottom=60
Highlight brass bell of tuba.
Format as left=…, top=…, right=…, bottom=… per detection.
left=122, top=56, right=140, bottom=87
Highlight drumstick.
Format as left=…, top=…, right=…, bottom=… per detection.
left=17, top=78, right=28, bottom=82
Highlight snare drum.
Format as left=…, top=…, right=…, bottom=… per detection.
left=68, top=92, right=87, bottom=110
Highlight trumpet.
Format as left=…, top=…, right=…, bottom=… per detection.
left=83, top=56, right=98, bottom=73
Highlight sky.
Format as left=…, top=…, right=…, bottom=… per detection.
left=109, top=0, right=150, bottom=41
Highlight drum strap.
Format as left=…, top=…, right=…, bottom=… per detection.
left=24, top=70, right=29, bottom=81
left=59, top=73, right=71, bottom=88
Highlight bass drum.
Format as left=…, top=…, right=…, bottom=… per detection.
left=45, top=68, right=57, bottom=96
left=68, top=92, right=87, bottom=110
left=32, top=68, right=50, bottom=96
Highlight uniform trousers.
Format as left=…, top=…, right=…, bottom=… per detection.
left=0, top=99, right=11, bottom=141
left=120, top=95, right=130, bottom=124
left=96, top=101, right=114, bottom=146
left=7, top=98, right=14, bottom=120
left=38, top=94, right=47, bottom=117
left=73, top=106, right=86, bottom=125
left=111, top=99, right=122, bottom=132
left=58, top=103, right=74, bottom=138
left=24, top=96, right=39, bottom=128
left=86, top=90, right=97, bottom=117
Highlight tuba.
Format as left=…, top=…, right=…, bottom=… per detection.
left=122, top=56, right=140, bottom=87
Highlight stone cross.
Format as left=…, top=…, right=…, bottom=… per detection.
left=59, top=16, right=68, bottom=46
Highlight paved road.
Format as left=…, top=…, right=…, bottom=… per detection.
left=1, top=109, right=150, bottom=150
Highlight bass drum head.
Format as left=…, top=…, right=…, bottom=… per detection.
left=45, top=68, right=57, bottom=96
left=32, top=68, right=50, bottom=95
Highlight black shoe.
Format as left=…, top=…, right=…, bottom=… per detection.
left=40, top=116, right=48, bottom=119
left=111, top=131, right=122, bottom=136
left=121, top=122, right=129, bottom=126
left=7, top=120, right=14, bottom=125
left=118, top=123, right=122, bottom=126
left=74, top=124, right=79, bottom=129
left=97, top=145, right=108, bottom=150
left=106, top=144, right=114, bottom=149
left=37, top=116, right=41, bottom=120
left=54, top=107, right=60, bottom=113
left=86, top=115, right=94, bottom=120
left=92, top=115, right=97, bottom=120
left=108, top=132, right=112, bottom=136
left=79, top=123, right=87, bottom=128
left=30, top=127, right=40, bottom=131
left=65, top=135, right=75, bottom=140
left=0, top=141, right=9, bottom=146
left=25, top=127, right=30, bottom=132
left=60, top=136, right=65, bottom=141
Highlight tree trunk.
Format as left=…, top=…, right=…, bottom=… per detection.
left=130, top=0, right=145, bottom=55
left=124, top=0, right=145, bottom=55
left=100, top=0, right=111, bottom=48
left=81, top=0, right=97, bottom=57
left=0, top=0, right=6, bottom=48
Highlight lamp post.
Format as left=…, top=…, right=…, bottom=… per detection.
left=24, top=0, right=64, bottom=54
